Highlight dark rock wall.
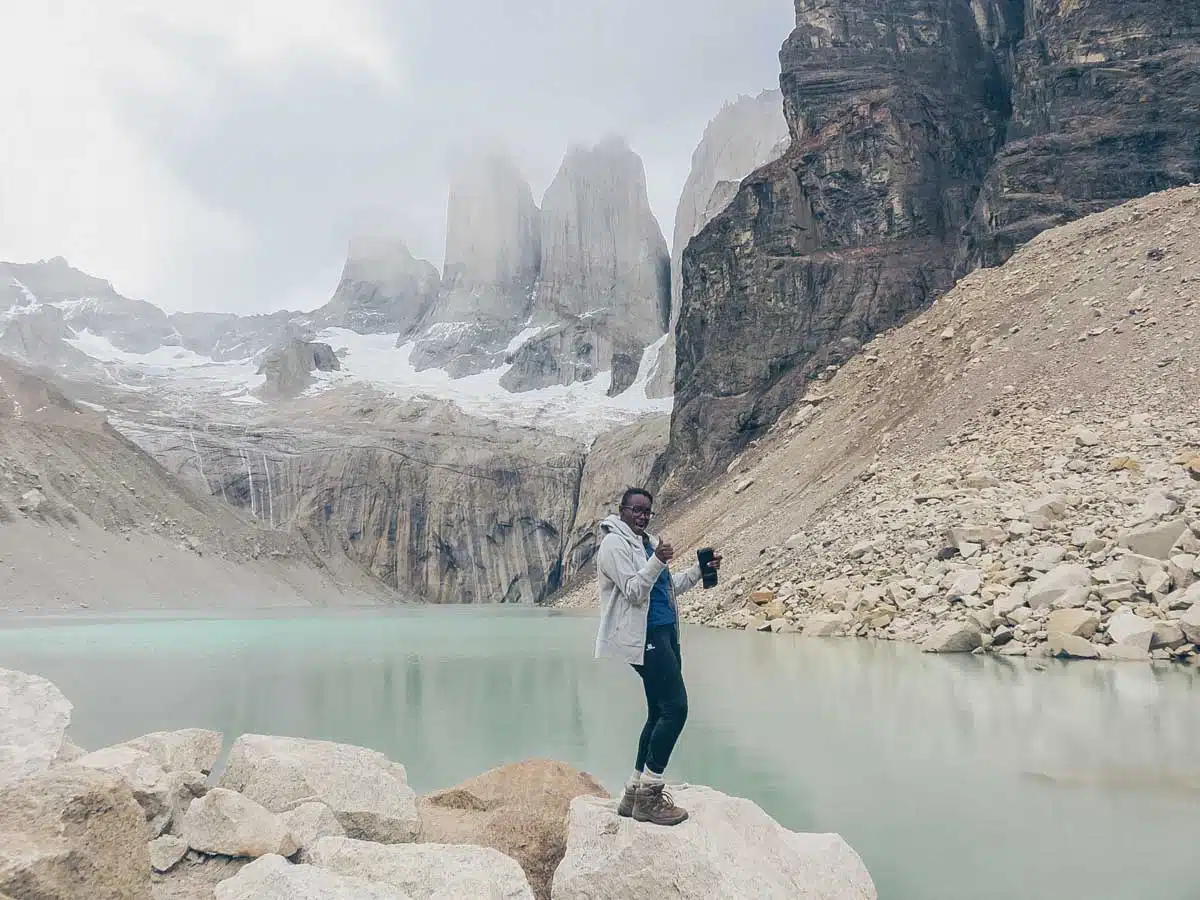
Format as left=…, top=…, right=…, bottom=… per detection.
left=671, top=0, right=1200, bottom=483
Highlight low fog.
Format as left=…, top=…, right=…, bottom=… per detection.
left=0, top=0, right=792, bottom=313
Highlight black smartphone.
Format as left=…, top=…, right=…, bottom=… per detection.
left=697, top=547, right=718, bottom=588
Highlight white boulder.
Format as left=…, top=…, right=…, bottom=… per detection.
left=219, top=734, right=419, bottom=843
left=1106, top=612, right=1157, bottom=652
left=309, top=836, right=534, bottom=899
left=1178, top=604, right=1200, bottom=644
left=803, top=613, right=847, bottom=637
left=214, top=854, right=412, bottom=900
left=1046, top=633, right=1100, bottom=659
left=921, top=622, right=982, bottom=654
left=181, top=788, right=299, bottom=859
left=1026, top=564, right=1091, bottom=609
left=1119, top=519, right=1189, bottom=560
left=281, top=801, right=346, bottom=860
left=122, top=729, right=223, bottom=775
left=551, top=785, right=876, bottom=899
left=149, top=834, right=189, bottom=873
left=0, top=668, right=72, bottom=787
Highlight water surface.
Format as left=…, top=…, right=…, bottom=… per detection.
left=1, top=607, right=1197, bottom=900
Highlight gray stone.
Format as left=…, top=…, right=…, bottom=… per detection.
left=181, top=788, right=299, bottom=859
left=149, top=834, right=189, bottom=873
left=1137, top=490, right=1180, bottom=521
left=309, top=836, right=535, bottom=899
left=122, top=729, right=223, bottom=775
left=1150, top=622, right=1187, bottom=650
left=219, top=735, right=419, bottom=843
left=1027, top=565, right=1092, bottom=609
left=802, top=613, right=846, bottom=638
left=1097, top=644, right=1152, bottom=662
left=1047, top=633, right=1100, bottom=659
left=1119, top=519, right=1189, bottom=561
left=967, top=610, right=1000, bottom=632
left=257, top=339, right=341, bottom=399
left=552, top=786, right=877, bottom=899
left=994, top=591, right=1028, bottom=618
left=75, top=744, right=206, bottom=838
left=1046, top=609, right=1100, bottom=639
left=946, top=568, right=983, bottom=599
left=280, top=801, right=345, bottom=860
left=922, top=623, right=982, bottom=654
left=1097, top=582, right=1136, bottom=602
left=1007, top=607, right=1032, bottom=626
left=0, top=668, right=72, bottom=788
left=946, top=526, right=1006, bottom=552
left=1178, top=606, right=1200, bottom=644
left=214, top=854, right=411, bottom=900
left=1168, top=554, right=1198, bottom=589
left=54, top=738, right=87, bottom=766
left=1107, top=612, right=1157, bottom=652
left=1028, top=545, right=1067, bottom=572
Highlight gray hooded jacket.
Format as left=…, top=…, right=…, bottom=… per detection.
left=594, top=514, right=703, bottom=665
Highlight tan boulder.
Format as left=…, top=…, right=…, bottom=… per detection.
left=181, top=788, right=299, bottom=859
left=1047, top=633, right=1100, bottom=659
left=1046, top=609, right=1099, bottom=639
left=417, top=759, right=607, bottom=900
left=0, top=766, right=151, bottom=900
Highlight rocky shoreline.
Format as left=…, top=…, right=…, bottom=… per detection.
left=547, top=188, right=1200, bottom=669
left=0, top=667, right=877, bottom=899
left=699, top=416, right=1200, bottom=665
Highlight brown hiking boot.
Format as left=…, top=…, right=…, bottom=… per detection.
left=632, top=782, right=688, bottom=826
left=616, top=784, right=637, bottom=818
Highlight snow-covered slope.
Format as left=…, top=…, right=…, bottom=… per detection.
left=1, top=257, right=673, bottom=440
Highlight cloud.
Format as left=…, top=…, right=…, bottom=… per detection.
left=1, top=0, right=791, bottom=313
left=0, top=0, right=398, bottom=308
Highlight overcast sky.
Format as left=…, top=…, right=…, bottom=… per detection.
left=0, top=1, right=792, bottom=314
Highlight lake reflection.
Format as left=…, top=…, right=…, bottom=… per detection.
left=2, top=607, right=1198, bottom=900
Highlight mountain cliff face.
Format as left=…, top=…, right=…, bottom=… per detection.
left=960, top=1, right=1200, bottom=269
left=122, top=395, right=660, bottom=605
left=670, top=0, right=1200, bottom=485
left=2, top=258, right=177, bottom=354
left=257, top=339, right=341, bottom=399
left=318, top=236, right=440, bottom=335
left=409, top=156, right=542, bottom=377
left=671, top=0, right=1009, bottom=480
left=505, top=140, right=670, bottom=394
left=647, top=91, right=790, bottom=399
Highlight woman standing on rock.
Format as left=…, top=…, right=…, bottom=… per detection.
left=594, top=487, right=721, bottom=826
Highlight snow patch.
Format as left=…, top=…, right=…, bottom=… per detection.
left=312, top=327, right=671, bottom=440
left=421, top=321, right=475, bottom=342
left=504, top=325, right=545, bottom=355
left=65, top=329, right=263, bottom=403
left=53, top=322, right=672, bottom=439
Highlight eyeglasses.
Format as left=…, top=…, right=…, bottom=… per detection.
left=621, top=505, right=654, bottom=519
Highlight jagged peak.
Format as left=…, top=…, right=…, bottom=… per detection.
left=345, top=235, right=419, bottom=265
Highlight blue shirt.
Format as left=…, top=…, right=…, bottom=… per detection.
left=645, top=542, right=676, bottom=628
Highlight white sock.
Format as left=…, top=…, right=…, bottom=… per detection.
left=642, top=768, right=665, bottom=786
left=626, top=770, right=642, bottom=789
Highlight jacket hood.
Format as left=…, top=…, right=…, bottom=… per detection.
left=600, top=514, right=656, bottom=547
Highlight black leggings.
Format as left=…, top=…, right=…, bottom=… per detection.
left=632, top=624, right=688, bottom=775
